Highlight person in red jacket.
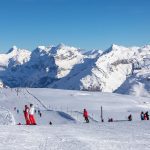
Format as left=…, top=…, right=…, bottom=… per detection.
left=83, top=109, right=89, bottom=123
left=23, top=105, right=31, bottom=125
left=144, top=113, right=147, bottom=120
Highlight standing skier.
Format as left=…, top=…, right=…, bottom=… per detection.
left=29, top=104, right=37, bottom=125
left=128, top=114, right=132, bottom=121
left=83, top=109, right=89, bottom=123
left=145, top=111, right=149, bottom=120
left=140, top=111, right=144, bottom=120
left=23, top=105, right=31, bottom=125
left=144, top=113, right=147, bottom=120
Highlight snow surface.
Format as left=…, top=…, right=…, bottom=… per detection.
left=0, top=88, right=150, bottom=149
left=1, top=122, right=150, bottom=150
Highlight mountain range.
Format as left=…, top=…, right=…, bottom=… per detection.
left=0, top=43, right=149, bottom=97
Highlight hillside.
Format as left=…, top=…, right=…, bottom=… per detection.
left=0, top=88, right=150, bottom=149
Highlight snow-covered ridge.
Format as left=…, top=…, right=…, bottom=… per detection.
left=0, top=46, right=31, bottom=67
left=0, top=43, right=150, bottom=97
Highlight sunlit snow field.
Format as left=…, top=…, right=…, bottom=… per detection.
left=0, top=88, right=150, bottom=150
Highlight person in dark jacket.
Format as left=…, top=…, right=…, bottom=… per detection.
left=39, top=112, right=42, bottom=117
left=17, top=109, right=19, bottom=114
left=128, top=114, right=132, bottom=121
left=83, top=109, right=89, bottom=123
left=141, top=111, right=144, bottom=120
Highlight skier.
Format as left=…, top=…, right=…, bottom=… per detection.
left=39, top=112, right=42, bottom=117
left=83, top=109, right=89, bottom=123
left=144, top=113, right=147, bottom=120
left=145, top=111, right=149, bottom=120
left=29, top=104, right=37, bottom=125
left=108, top=118, right=113, bottom=122
left=38, top=110, right=41, bottom=115
left=128, top=114, right=132, bottom=121
left=17, top=109, right=19, bottom=114
left=140, top=111, right=144, bottom=120
left=23, top=105, right=31, bottom=125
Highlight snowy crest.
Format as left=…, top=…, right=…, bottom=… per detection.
left=0, top=43, right=149, bottom=97
left=0, top=46, right=31, bottom=67
left=49, top=43, right=84, bottom=78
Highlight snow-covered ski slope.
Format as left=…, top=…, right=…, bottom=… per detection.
left=1, top=122, right=150, bottom=150
left=0, top=88, right=150, bottom=149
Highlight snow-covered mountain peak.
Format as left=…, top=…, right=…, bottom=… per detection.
left=36, top=45, right=53, bottom=52
left=37, top=46, right=46, bottom=50
left=85, top=49, right=103, bottom=55
left=103, top=44, right=125, bottom=55
left=56, top=43, right=66, bottom=49
left=7, top=46, right=31, bottom=57
left=83, top=49, right=103, bottom=58
left=49, top=43, right=78, bottom=56
left=111, top=44, right=120, bottom=50
left=55, top=43, right=80, bottom=52
left=0, top=43, right=149, bottom=97
left=49, top=43, right=82, bottom=59
left=7, top=48, right=31, bottom=66
left=140, top=45, right=150, bottom=51
left=31, top=46, right=52, bottom=58
left=7, top=45, right=19, bottom=54
left=0, top=47, right=31, bottom=68
left=111, top=44, right=130, bottom=51
left=50, top=44, right=84, bottom=78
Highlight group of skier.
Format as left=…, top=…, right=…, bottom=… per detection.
left=21, top=106, right=150, bottom=124
left=141, top=111, right=149, bottom=120
left=83, top=109, right=150, bottom=123
left=83, top=108, right=133, bottom=123
left=23, top=104, right=36, bottom=125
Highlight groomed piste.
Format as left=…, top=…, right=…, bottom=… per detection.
left=0, top=88, right=150, bottom=149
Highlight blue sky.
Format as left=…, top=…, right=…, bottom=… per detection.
left=0, top=0, right=150, bottom=52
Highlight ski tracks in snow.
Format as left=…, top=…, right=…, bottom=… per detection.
left=0, top=122, right=150, bottom=150
left=39, top=137, right=48, bottom=150
left=0, top=106, right=15, bottom=125
left=38, top=134, right=90, bottom=150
